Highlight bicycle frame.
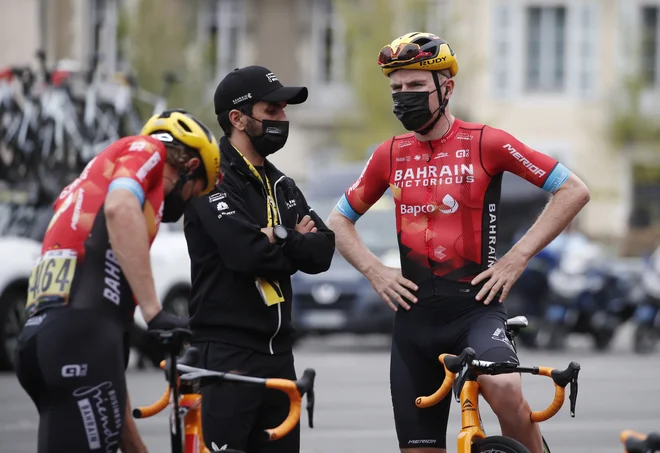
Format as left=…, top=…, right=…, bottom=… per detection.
left=132, top=373, right=208, bottom=452
left=416, top=347, right=579, bottom=453
left=456, top=381, right=486, bottom=451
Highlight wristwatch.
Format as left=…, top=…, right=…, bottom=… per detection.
left=273, top=225, right=288, bottom=245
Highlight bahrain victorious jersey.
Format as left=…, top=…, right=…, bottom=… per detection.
left=26, top=136, right=167, bottom=327
left=338, top=119, right=570, bottom=294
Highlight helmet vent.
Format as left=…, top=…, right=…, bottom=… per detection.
left=178, top=119, right=192, bottom=133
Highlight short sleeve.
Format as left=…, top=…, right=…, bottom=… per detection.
left=480, top=126, right=570, bottom=193
left=108, top=137, right=167, bottom=206
left=337, top=139, right=392, bottom=220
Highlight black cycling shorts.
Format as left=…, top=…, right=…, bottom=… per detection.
left=390, top=296, right=518, bottom=450
left=192, top=340, right=300, bottom=453
left=15, top=307, right=128, bottom=453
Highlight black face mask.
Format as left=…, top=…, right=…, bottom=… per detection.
left=392, top=89, right=440, bottom=132
left=246, top=117, right=290, bottom=157
left=162, top=175, right=189, bottom=223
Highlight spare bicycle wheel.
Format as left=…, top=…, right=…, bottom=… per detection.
left=472, top=435, right=531, bottom=453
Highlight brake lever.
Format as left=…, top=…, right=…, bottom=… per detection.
left=568, top=366, right=580, bottom=417
left=306, top=388, right=315, bottom=429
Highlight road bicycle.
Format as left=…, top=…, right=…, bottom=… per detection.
left=416, top=316, right=580, bottom=453
left=0, top=50, right=178, bottom=202
left=133, top=329, right=315, bottom=453
left=621, top=430, right=660, bottom=452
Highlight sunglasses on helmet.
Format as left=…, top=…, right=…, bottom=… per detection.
left=377, top=40, right=441, bottom=67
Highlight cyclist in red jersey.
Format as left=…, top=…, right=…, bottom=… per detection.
left=327, top=33, right=590, bottom=453
left=14, top=110, right=222, bottom=453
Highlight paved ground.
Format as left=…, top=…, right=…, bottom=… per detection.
left=2, top=325, right=660, bottom=452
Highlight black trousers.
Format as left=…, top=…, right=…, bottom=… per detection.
left=15, top=307, right=127, bottom=453
left=192, top=341, right=300, bottom=453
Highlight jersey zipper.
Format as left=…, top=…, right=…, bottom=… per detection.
left=267, top=175, right=287, bottom=355
left=426, top=141, right=436, bottom=274
left=272, top=176, right=286, bottom=224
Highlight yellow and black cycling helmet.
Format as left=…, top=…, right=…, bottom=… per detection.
left=377, top=32, right=458, bottom=77
left=140, top=109, right=221, bottom=196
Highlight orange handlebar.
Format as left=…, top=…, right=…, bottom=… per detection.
left=264, top=379, right=302, bottom=441
left=530, top=367, right=566, bottom=422
left=620, top=430, right=647, bottom=444
left=133, top=360, right=176, bottom=419
left=133, top=386, right=170, bottom=418
left=415, top=353, right=456, bottom=408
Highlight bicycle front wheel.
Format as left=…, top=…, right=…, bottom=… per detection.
left=472, top=435, right=531, bottom=453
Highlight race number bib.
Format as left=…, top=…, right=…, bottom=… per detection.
left=26, top=249, right=77, bottom=316
left=255, top=278, right=285, bottom=306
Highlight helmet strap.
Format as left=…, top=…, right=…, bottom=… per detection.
left=416, top=71, right=449, bottom=135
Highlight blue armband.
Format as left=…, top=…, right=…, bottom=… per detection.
left=335, top=194, right=361, bottom=222
left=108, top=178, right=145, bottom=206
left=542, top=163, right=571, bottom=194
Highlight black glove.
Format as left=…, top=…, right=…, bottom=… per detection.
left=147, top=310, right=189, bottom=331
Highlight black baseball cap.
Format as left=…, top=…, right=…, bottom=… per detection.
left=214, top=65, right=308, bottom=114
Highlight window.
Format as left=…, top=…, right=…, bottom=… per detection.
left=309, top=0, right=346, bottom=85
left=199, top=0, right=245, bottom=82
left=408, top=0, right=450, bottom=37
left=493, top=4, right=511, bottom=92
left=641, top=6, right=659, bottom=87
left=525, top=6, right=567, bottom=92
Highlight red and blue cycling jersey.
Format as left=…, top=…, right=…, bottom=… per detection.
left=337, top=119, right=570, bottom=293
left=28, top=136, right=167, bottom=326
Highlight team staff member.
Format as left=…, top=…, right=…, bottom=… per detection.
left=183, top=65, right=335, bottom=452
left=14, top=110, right=222, bottom=453
left=327, top=33, right=591, bottom=453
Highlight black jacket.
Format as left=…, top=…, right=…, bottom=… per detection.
left=183, top=136, right=335, bottom=354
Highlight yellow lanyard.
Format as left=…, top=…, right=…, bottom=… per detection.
left=234, top=146, right=279, bottom=227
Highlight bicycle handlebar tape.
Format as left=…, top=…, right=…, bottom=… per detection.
left=133, top=386, right=170, bottom=419
left=530, top=367, right=566, bottom=423
left=264, top=379, right=302, bottom=441
left=416, top=354, right=456, bottom=408
left=620, top=430, right=646, bottom=441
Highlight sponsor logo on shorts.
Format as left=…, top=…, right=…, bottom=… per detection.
left=408, top=439, right=437, bottom=444
left=62, top=364, right=88, bottom=378
left=77, top=398, right=101, bottom=449
left=73, top=381, right=123, bottom=452
left=492, top=327, right=515, bottom=351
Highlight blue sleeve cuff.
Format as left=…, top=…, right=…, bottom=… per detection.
left=336, top=194, right=361, bottom=222
left=542, top=163, right=571, bottom=194
left=108, top=178, right=145, bottom=206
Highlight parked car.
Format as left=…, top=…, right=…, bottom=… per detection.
left=291, top=195, right=399, bottom=337
left=0, top=206, right=194, bottom=370
left=0, top=236, right=43, bottom=370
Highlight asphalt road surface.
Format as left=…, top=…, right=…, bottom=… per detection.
left=2, top=326, right=659, bottom=453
